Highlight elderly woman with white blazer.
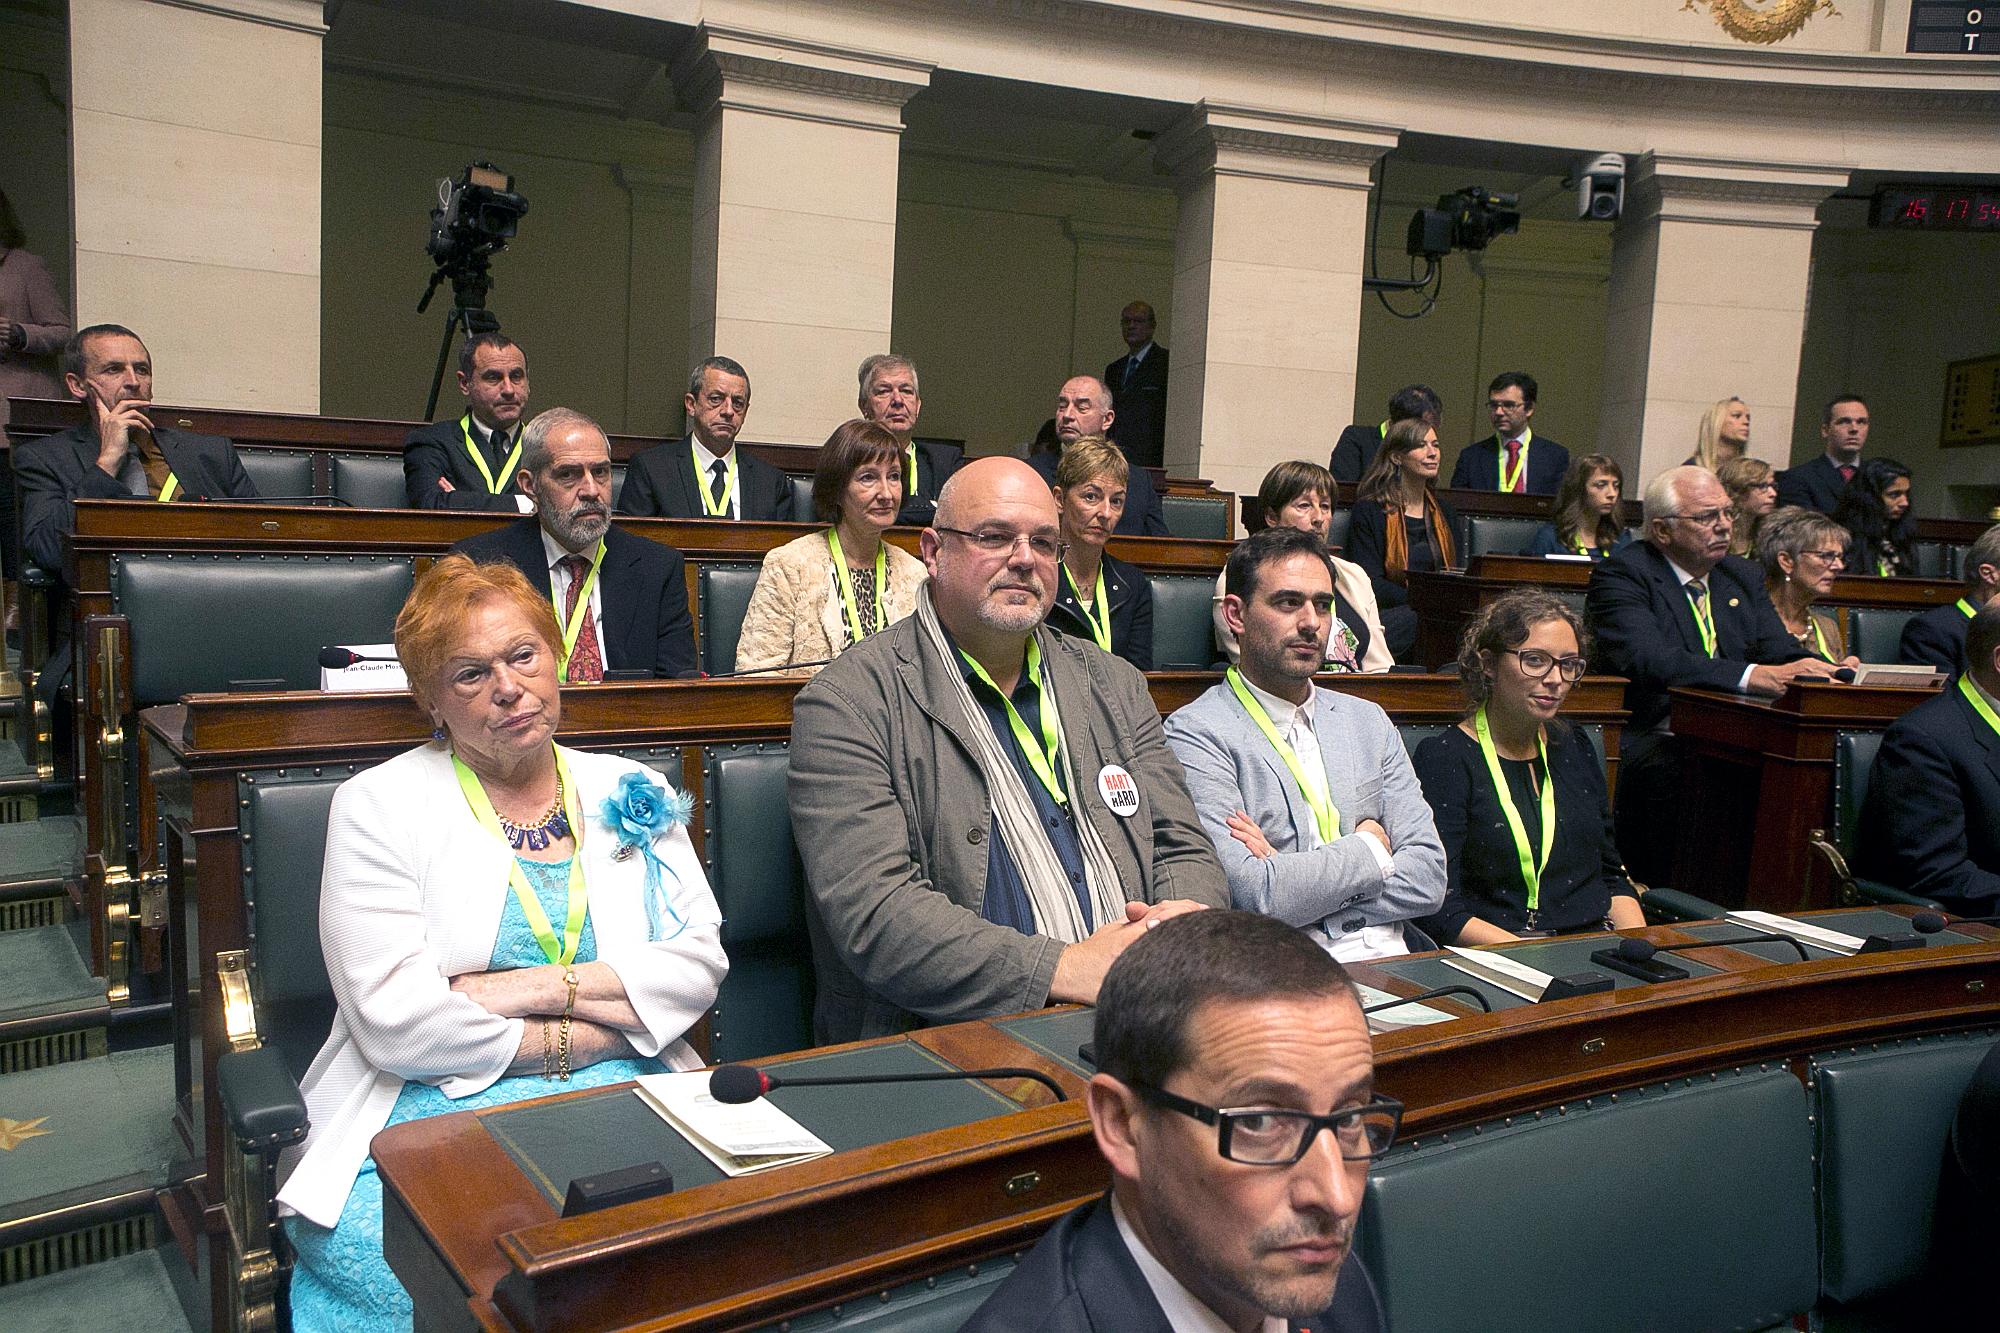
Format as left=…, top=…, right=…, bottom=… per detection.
left=276, top=555, right=726, bottom=1330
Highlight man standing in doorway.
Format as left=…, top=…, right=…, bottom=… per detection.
left=1105, top=301, right=1169, bottom=472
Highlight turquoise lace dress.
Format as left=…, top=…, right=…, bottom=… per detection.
left=283, top=858, right=665, bottom=1331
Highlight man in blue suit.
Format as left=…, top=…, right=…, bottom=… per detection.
left=1775, top=394, right=1869, bottom=515
left=1862, top=605, right=2000, bottom=914
left=1450, top=371, right=1569, bottom=495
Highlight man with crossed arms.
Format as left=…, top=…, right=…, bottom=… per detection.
left=403, top=332, right=535, bottom=511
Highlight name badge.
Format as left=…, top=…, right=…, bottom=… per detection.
left=1097, top=764, right=1139, bottom=817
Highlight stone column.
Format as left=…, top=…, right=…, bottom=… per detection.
left=1598, top=153, right=1849, bottom=485
left=674, top=27, right=930, bottom=447
left=68, top=0, right=324, bottom=411
left=615, top=165, right=693, bottom=438
left=1153, top=104, right=1398, bottom=504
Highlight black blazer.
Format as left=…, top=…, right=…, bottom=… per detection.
left=961, top=1194, right=1383, bottom=1333
left=616, top=435, right=795, bottom=522
left=1345, top=496, right=1458, bottom=610
left=1047, top=551, right=1153, bottom=670
left=402, top=416, right=529, bottom=512
left=1585, top=542, right=1808, bottom=734
left=450, top=517, right=697, bottom=678
left=1330, top=421, right=1383, bottom=484
left=895, top=438, right=963, bottom=527
left=1774, top=454, right=1848, bottom=515
left=1450, top=434, right=1570, bottom=494
left=1103, top=344, right=1169, bottom=470
left=1028, top=449, right=1169, bottom=538
left=1860, top=682, right=2000, bottom=913
left=1899, top=600, right=1974, bottom=675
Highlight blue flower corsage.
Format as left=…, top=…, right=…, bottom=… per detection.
left=598, top=771, right=694, bottom=940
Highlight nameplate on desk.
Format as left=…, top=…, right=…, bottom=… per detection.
left=633, top=1071, right=831, bottom=1177
left=1727, top=910, right=1865, bottom=956
left=320, top=643, right=408, bottom=693
left=1440, top=946, right=1554, bottom=1002
left=1354, top=982, right=1456, bottom=1032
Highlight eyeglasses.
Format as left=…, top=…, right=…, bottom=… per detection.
left=1130, top=1082, right=1404, bottom=1165
left=934, top=525, right=1067, bottom=562
left=1667, top=508, right=1731, bottom=529
left=1798, top=549, right=1847, bottom=565
left=1502, top=649, right=1588, bottom=682
left=1749, top=481, right=1778, bottom=493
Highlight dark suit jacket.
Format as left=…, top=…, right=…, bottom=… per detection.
left=895, top=438, right=962, bottom=527
left=1345, top=496, right=1459, bottom=611
left=1450, top=434, right=1570, bottom=494
left=450, top=518, right=697, bottom=678
left=1330, top=422, right=1383, bottom=485
left=616, top=435, right=795, bottom=522
left=1860, top=682, right=2000, bottom=914
left=1774, top=453, right=1849, bottom=515
left=963, top=1194, right=1384, bottom=1333
left=1029, top=448, right=1169, bottom=538
left=402, top=416, right=529, bottom=512
left=1586, top=542, right=1809, bottom=734
left=1048, top=551, right=1154, bottom=670
left=1105, top=344, right=1169, bottom=470
left=1899, top=601, right=1973, bottom=675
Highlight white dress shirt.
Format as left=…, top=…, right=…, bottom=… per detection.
left=468, top=416, right=535, bottom=513
left=541, top=527, right=607, bottom=664
left=1665, top=554, right=1757, bottom=692
left=1112, top=1195, right=1286, bottom=1333
left=691, top=434, right=742, bottom=520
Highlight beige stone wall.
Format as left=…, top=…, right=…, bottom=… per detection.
left=1329, top=0, right=1890, bottom=52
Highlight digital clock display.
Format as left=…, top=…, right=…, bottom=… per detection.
left=1870, top=185, right=2000, bottom=232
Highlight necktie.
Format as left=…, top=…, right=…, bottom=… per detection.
left=488, top=428, right=509, bottom=468
left=1504, top=438, right=1523, bottom=493
left=1838, top=464, right=1855, bottom=483
left=559, top=554, right=605, bottom=682
left=710, top=460, right=730, bottom=516
left=135, top=432, right=172, bottom=498
left=1121, top=354, right=1137, bottom=389
left=1686, top=580, right=1716, bottom=656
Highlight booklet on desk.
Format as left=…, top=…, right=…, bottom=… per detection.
left=1439, top=946, right=1552, bottom=1002
left=1725, top=910, right=1865, bottom=955
left=633, top=1071, right=833, bottom=1176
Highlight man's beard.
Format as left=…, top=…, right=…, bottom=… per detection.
left=546, top=502, right=610, bottom=551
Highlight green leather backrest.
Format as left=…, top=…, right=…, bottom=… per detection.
left=1326, top=508, right=1353, bottom=552
left=1148, top=574, right=1218, bottom=670
left=328, top=453, right=407, bottom=509
left=699, top=563, right=763, bottom=675
left=113, top=554, right=414, bottom=703
left=1360, top=1067, right=1817, bottom=1333
left=760, top=1256, right=1018, bottom=1330
left=1833, top=730, right=1883, bottom=850
left=1845, top=607, right=1919, bottom=664
left=702, top=742, right=813, bottom=1063
left=1465, top=514, right=1542, bottom=558
left=1910, top=541, right=1954, bottom=578
left=238, top=449, right=316, bottom=499
left=1812, top=1030, right=2000, bottom=1304
left=239, top=768, right=350, bottom=1079
left=1162, top=494, right=1229, bottom=540
left=790, top=474, right=815, bottom=522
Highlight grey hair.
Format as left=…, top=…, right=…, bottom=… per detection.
left=517, top=407, right=605, bottom=476
left=688, top=356, right=750, bottom=399
left=1642, top=465, right=1709, bottom=526
left=1754, top=505, right=1848, bottom=580
left=858, top=353, right=920, bottom=397
left=1965, top=524, right=2000, bottom=590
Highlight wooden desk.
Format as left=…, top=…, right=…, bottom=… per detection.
left=1665, top=680, right=1941, bottom=911
left=372, top=910, right=2000, bottom=1331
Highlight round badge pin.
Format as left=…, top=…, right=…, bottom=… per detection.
left=1097, top=764, right=1140, bottom=817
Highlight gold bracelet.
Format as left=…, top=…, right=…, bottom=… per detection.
left=540, top=1018, right=555, bottom=1079
left=563, top=966, right=579, bottom=1020
left=557, top=1012, right=573, bottom=1081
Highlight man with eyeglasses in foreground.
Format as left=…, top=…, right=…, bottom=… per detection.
left=964, top=909, right=1392, bottom=1332
left=1586, top=464, right=1821, bottom=885
left=789, top=457, right=1227, bottom=1044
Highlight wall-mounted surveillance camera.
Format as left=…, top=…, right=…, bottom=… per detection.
left=1577, top=153, right=1626, bottom=221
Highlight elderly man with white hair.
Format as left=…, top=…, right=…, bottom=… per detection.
left=1586, top=464, right=1823, bottom=884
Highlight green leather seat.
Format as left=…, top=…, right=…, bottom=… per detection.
left=1813, top=1031, right=2000, bottom=1305
left=1326, top=508, right=1352, bottom=552
left=1148, top=574, right=1218, bottom=669
left=328, top=453, right=407, bottom=509
left=237, top=450, right=316, bottom=499
left=698, top=563, right=763, bottom=675
left=1464, top=515, right=1543, bottom=558
left=1162, top=494, right=1229, bottom=540
left=1910, top=542, right=1953, bottom=578
left=1844, top=607, right=1918, bottom=663
left=1359, top=1066, right=1817, bottom=1333
left=1832, top=730, right=1882, bottom=852
left=239, top=769, right=349, bottom=1078
left=790, top=474, right=815, bottom=523
left=703, top=742, right=813, bottom=1062
left=112, top=554, right=413, bottom=702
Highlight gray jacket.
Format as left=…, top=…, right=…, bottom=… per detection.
left=790, top=615, right=1228, bottom=1043
left=1164, top=682, right=1445, bottom=942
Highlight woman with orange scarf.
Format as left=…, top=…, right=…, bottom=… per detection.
left=1347, top=417, right=1458, bottom=661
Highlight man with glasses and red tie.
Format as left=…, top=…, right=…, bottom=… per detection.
left=1587, top=465, right=1822, bottom=885
left=964, top=909, right=1393, bottom=1333
left=788, top=457, right=1227, bottom=1045
left=1449, top=371, right=1570, bottom=495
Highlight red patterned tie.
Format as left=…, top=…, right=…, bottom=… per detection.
left=1838, top=464, right=1855, bottom=483
left=1505, top=438, right=1523, bottom=493
left=559, top=554, right=605, bottom=683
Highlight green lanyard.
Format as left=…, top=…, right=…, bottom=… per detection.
left=157, top=474, right=181, bottom=503
left=826, top=528, right=888, bottom=646
left=1876, top=556, right=1890, bottom=577
left=452, top=746, right=587, bottom=965
left=904, top=442, right=919, bottom=498
left=1807, top=617, right=1835, bottom=664
left=1570, top=533, right=1594, bottom=557
left=959, top=637, right=1068, bottom=805
left=1958, top=597, right=1978, bottom=620
left=1474, top=706, right=1555, bottom=911
left=1226, top=667, right=1339, bottom=843
left=1063, top=562, right=1113, bottom=651
left=1961, top=675, right=2000, bottom=741
left=1498, top=428, right=1531, bottom=493
left=1686, top=583, right=1717, bottom=657
left=460, top=416, right=522, bottom=495
left=553, top=540, right=607, bottom=682
left=692, top=443, right=738, bottom=518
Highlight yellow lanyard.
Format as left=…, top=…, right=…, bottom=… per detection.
left=459, top=416, right=521, bottom=495
left=693, top=444, right=738, bottom=518
left=1960, top=675, right=2000, bottom=741
left=1227, top=668, right=1339, bottom=843
left=452, top=746, right=587, bottom=965
left=1570, top=532, right=1594, bottom=557
left=827, top=528, right=888, bottom=646
left=156, top=474, right=181, bottom=503
left=1498, top=428, right=1531, bottom=493
left=1063, top=562, right=1113, bottom=652
left=1958, top=597, right=1978, bottom=620
left=552, top=541, right=607, bottom=682
left=1807, top=617, right=1835, bottom=664
left=1686, top=583, right=1717, bottom=657
left=1474, top=706, right=1555, bottom=912
left=904, top=442, right=919, bottom=498
left=960, top=637, right=1068, bottom=805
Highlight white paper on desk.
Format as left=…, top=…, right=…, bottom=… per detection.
left=319, top=643, right=408, bottom=693
left=633, top=1071, right=832, bottom=1177
left=1354, top=983, right=1456, bottom=1033
left=1849, top=664, right=1942, bottom=687
left=1726, top=911, right=1865, bottom=956
left=1440, top=946, right=1551, bottom=1002
left=1541, top=553, right=1593, bottom=563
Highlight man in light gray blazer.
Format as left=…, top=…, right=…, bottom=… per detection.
left=1166, top=527, right=1445, bottom=961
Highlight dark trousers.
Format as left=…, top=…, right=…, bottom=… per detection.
left=1614, top=729, right=1682, bottom=889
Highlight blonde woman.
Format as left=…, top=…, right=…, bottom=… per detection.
left=1690, top=396, right=1752, bottom=472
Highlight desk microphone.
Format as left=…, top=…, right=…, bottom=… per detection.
left=1913, top=911, right=2000, bottom=934
left=317, top=647, right=401, bottom=669
left=1619, top=934, right=1811, bottom=964
left=1360, top=985, right=1493, bottom=1015
left=699, top=658, right=834, bottom=680
left=709, top=1061, right=1067, bottom=1105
